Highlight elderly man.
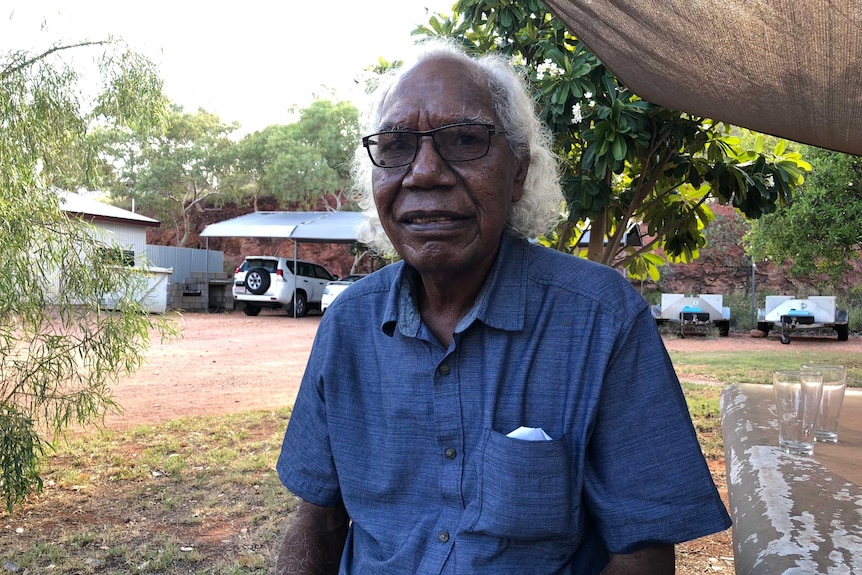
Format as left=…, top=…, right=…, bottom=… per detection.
left=275, top=40, right=730, bottom=575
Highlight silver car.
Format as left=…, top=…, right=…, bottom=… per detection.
left=320, top=274, right=367, bottom=313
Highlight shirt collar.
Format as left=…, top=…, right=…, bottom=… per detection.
left=380, top=232, right=528, bottom=337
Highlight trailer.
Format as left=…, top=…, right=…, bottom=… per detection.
left=756, top=295, right=849, bottom=344
left=651, top=293, right=731, bottom=337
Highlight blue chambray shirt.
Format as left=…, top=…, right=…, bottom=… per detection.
left=277, top=232, right=731, bottom=574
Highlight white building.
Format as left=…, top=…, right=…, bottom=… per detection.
left=59, top=191, right=160, bottom=264
left=59, top=191, right=172, bottom=313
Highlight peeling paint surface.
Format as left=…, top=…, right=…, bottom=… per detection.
left=721, top=384, right=862, bottom=574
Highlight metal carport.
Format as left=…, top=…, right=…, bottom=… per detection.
left=199, top=211, right=365, bottom=314
left=199, top=211, right=364, bottom=243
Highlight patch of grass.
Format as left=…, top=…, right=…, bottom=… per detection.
left=681, top=383, right=724, bottom=460
left=672, top=343, right=862, bottom=471
left=657, top=321, right=725, bottom=340
left=0, top=409, right=296, bottom=574
left=670, top=348, right=861, bottom=386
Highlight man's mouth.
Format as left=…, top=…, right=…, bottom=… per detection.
left=402, top=210, right=468, bottom=225
left=407, top=215, right=460, bottom=224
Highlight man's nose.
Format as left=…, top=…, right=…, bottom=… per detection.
left=404, top=136, right=452, bottom=186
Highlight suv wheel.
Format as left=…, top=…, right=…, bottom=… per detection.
left=291, top=292, right=308, bottom=318
left=245, top=267, right=271, bottom=295
left=243, top=304, right=261, bottom=316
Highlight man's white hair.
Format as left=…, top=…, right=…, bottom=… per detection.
left=351, top=38, right=564, bottom=254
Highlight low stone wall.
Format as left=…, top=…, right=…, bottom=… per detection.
left=169, top=271, right=234, bottom=312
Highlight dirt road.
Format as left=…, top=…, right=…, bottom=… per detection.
left=103, top=310, right=320, bottom=429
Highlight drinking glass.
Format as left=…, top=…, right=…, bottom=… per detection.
left=773, top=369, right=823, bottom=455
left=801, top=364, right=847, bottom=443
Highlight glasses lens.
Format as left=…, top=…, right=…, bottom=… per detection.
left=365, top=124, right=495, bottom=167
left=368, top=132, right=417, bottom=167
left=436, top=124, right=492, bottom=162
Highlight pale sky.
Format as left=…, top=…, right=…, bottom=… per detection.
left=1, top=1, right=455, bottom=133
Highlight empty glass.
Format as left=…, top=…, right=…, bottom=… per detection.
left=773, top=369, right=823, bottom=455
left=802, top=364, right=847, bottom=443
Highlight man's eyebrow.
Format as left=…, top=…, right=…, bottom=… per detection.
left=457, top=114, right=494, bottom=125
left=376, top=123, right=411, bottom=132
left=376, top=116, right=495, bottom=132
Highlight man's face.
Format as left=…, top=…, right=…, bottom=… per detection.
left=371, top=57, right=526, bottom=279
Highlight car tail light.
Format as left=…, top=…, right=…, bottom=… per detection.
left=234, top=266, right=241, bottom=274
left=277, top=269, right=284, bottom=277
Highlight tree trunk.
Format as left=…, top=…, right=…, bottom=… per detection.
left=350, top=251, right=367, bottom=275
left=556, top=221, right=576, bottom=252
left=178, top=209, right=191, bottom=247
left=587, top=216, right=605, bottom=262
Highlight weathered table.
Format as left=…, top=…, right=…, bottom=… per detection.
left=721, top=383, right=862, bottom=574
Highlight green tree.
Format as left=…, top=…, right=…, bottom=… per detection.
left=416, top=0, right=811, bottom=279
left=101, top=106, right=239, bottom=246
left=231, top=99, right=360, bottom=211
left=1, top=40, right=177, bottom=511
left=290, top=99, right=361, bottom=210
left=748, top=147, right=862, bottom=289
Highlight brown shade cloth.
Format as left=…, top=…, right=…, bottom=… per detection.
left=544, top=0, right=862, bottom=156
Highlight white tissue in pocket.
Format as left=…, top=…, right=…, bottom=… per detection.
left=506, top=426, right=552, bottom=441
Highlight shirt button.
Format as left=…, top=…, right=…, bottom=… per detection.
left=437, top=530, right=450, bottom=543
left=444, top=448, right=457, bottom=459
left=438, top=365, right=450, bottom=375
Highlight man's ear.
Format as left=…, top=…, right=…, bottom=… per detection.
left=511, top=156, right=529, bottom=203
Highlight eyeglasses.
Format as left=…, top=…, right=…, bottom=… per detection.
left=361, top=123, right=505, bottom=168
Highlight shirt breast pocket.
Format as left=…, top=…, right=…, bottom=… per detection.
left=471, top=429, right=578, bottom=540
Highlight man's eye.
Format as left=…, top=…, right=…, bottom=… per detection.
left=444, top=127, right=484, bottom=147
left=378, top=134, right=411, bottom=152
left=456, top=133, right=479, bottom=146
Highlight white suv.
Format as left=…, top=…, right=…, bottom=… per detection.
left=232, top=256, right=337, bottom=317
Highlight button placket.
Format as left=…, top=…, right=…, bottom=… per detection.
left=430, top=349, right=461, bottom=561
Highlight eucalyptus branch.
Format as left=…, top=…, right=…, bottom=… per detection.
left=1, top=40, right=109, bottom=79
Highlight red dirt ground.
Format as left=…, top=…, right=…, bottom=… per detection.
left=101, top=310, right=321, bottom=429
left=106, top=311, right=859, bottom=429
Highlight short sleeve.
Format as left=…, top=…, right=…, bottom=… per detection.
left=276, top=331, right=343, bottom=507
left=584, top=307, right=731, bottom=553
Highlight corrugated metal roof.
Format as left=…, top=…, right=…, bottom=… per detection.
left=59, top=191, right=160, bottom=227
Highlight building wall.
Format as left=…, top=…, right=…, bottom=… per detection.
left=144, top=244, right=224, bottom=285
left=89, top=221, right=148, bottom=265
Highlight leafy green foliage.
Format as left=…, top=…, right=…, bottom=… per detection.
left=230, top=100, right=360, bottom=212
left=747, top=147, right=862, bottom=289
left=97, top=98, right=361, bottom=241
left=97, top=105, right=239, bottom=246
left=1, top=40, right=177, bottom=511
left=415, top=0, right=811, bottom=279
